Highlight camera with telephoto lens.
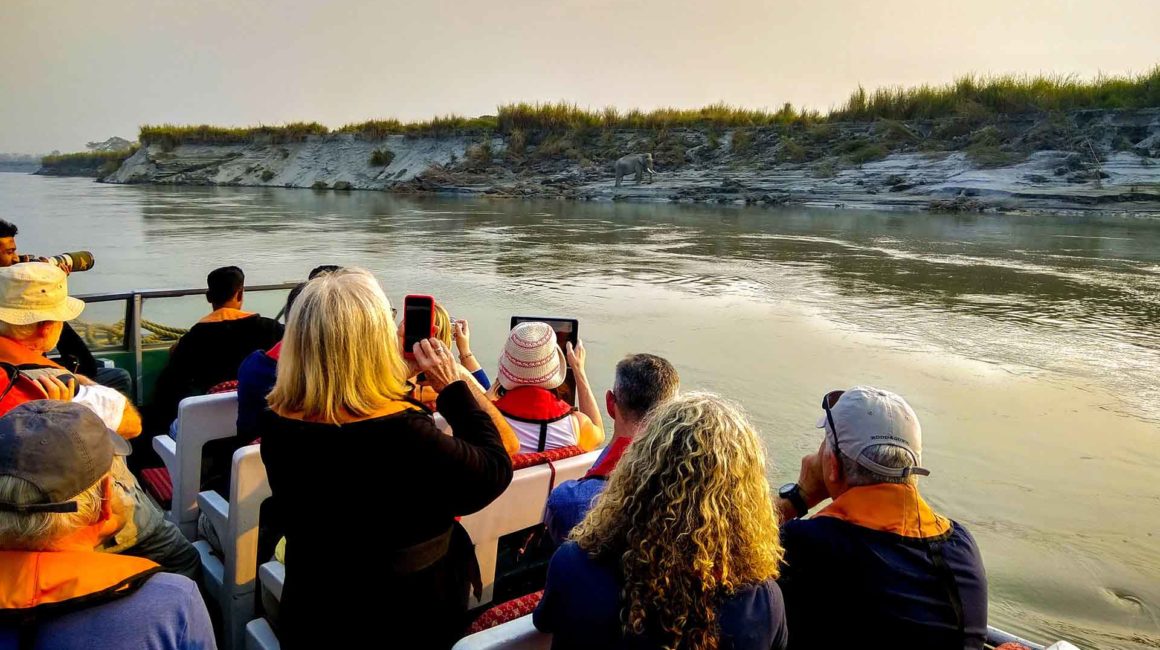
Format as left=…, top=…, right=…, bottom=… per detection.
left=46, top=251, right=95, bottom=273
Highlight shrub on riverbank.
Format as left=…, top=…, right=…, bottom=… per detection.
left=369, top=148, right=396, bottom=166
left=38, top=148, right=138, bottom=177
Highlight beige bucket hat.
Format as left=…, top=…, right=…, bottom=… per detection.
left=497, top=321, right=567, bottom=391
left=0, top=263, right=85, bottom=325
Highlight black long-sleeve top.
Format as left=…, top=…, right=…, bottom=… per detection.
left=258, top=380, right=513, bottom=648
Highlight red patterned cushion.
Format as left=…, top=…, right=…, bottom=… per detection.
left=140, top=466, right=173, bottom=508
left=994, top=645, right=1032, bottom=650
left=511, top=445, right=585, bottom=470
left=467, top=591, right=544, bottom=635
left=208, top=380, right=238, bottom=395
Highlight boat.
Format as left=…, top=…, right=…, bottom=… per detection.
left=64, top=284, right=1072, bottom=650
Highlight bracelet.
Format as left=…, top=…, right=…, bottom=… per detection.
left=459, top=353, right=475, bottom=361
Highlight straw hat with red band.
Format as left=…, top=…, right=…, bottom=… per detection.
left=497, top=322, right=567, bottom=392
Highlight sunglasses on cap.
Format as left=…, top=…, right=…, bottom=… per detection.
left=821, top=389, right=845, bottom=460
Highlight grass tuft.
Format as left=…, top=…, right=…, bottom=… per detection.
left=831, top=67, right=1160, bottom=121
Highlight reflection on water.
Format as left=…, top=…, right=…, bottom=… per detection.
left=5, top=174, right=1160, bottom=648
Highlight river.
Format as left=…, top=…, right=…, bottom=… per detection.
left=4, top=173, right=1159, bottom=648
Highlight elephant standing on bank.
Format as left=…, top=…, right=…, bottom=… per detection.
left=614, top=153, right=656, bottom=186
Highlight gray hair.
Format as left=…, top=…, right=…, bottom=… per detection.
left=0, top=474, right=104, bottom=550
left=611, top=353, right=680, bottom=422
left=829, top=438, right=918, bottom=487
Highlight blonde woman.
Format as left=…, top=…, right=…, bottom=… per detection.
left=407, top=303, right=493, bottom=402
left=534, top=393, right=788, bottom=650
left=260, top=268, right=513, bottom=650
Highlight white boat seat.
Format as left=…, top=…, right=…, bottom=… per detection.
left=452, top=615, right=550, bottom=650
left=244, top=618, right=280, bottom=650
left=258, top=560, right=284, bottom=603
left=153, top=391, right=240, bottom=540
left=198, top=444, right=271, bottom=650
left=460, top=450, right=600, bottom=607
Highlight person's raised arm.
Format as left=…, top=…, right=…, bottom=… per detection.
left=775, top=443, right=827, bottom=524
left=414, top=338, right=513, bottom=512
left=566, top=340, right=604, bottom=449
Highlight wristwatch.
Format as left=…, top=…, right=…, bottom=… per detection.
left=778, top=483, right=809, bottom=519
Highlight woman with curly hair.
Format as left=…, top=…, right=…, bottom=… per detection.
left=533, top=392, right=788, bottom=650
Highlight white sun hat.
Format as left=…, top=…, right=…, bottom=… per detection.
left=0, top=263, right=85, bottom=326
left=497, top=321, right=567, bottom=391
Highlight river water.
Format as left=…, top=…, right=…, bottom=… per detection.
left=4, top=173, right=1159, bottom=648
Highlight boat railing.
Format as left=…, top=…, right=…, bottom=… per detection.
left=72, top=283, right=299, bottom=403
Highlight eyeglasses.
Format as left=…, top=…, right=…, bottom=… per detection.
left=391, top=308, right=398, bottom=320
left=821, top=389, right=845, bottom=461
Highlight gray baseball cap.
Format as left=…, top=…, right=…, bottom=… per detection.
left=817, top=386, right=930, bottom=479
left=0, top=400, right=130, bottom=514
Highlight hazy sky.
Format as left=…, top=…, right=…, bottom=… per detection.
left=2, top=0, right=1157, bottom=152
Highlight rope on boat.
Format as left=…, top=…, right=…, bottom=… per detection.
left=70, top=319, right=189, bottom=347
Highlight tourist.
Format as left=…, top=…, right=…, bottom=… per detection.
left=544, top=353, right=678, bottom=544
left=774, top=386, right=988, bottom=648
left=535, top=393, right=788, bottom=650
left=406, top=303, right=493, bottom=408
left=259, top=268, right=513, bottom=649
left=0, top=218, right=132, bottom=395
left=148, top=265, right=283, bottom=432
left=490, top=322, right=604, bottom=454
left=0, top=263, right=200, bottom=577
left=0, top=401, right=216, bottom=649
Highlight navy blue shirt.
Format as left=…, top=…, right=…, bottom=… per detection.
left=535, top=541, right=789, bottom=650
left=544, top=476, right=608, bottom=544
left=0, top=573, right=216, bottom=650
left=236, top=347, right=278, bottom=440
left=778, top=517, right=987, bottom=649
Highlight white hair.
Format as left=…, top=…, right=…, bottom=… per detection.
left=0, top=474, right=105, bottom=550
left=829, top=437, right=918, bottom=487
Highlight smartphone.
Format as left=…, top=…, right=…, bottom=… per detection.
left=510, top=316, right=579, bottom=406
left=403, top=295, right=437, bottom=359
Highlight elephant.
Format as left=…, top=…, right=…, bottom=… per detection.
left=614, top=153, right=656, bottom=186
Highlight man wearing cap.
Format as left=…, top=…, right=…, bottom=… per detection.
left=774, top=386, right=988, bottom=649
left=0, top=263, right=199, bottom=578
left=0, top=401, right=215, bottom=649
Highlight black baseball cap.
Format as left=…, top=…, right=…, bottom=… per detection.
left=0, top=401, right=130, bottom=514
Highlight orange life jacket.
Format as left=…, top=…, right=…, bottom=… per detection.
left=0, top=550, right=160, bottom=647
left=0, top=336, right=70, bottom=418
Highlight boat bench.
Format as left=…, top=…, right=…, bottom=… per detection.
left=197, top=444, right=271, bottom=650
left=151, top=392, right=240, bottom=540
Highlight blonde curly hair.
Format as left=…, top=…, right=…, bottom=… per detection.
left=571, top=392, right=784, bottom=650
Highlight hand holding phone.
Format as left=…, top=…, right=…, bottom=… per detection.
left=452, top=319, right=471, bottom=356
left=403, top=295, right=437, bottom=360
left=565, top=340, right=586, bottom=374
left=411, top=338, right=459, bottom=391
left=34, top=374, right=77, bottom=401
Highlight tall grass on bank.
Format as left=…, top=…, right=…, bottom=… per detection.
left=137, top=67, right=1160, bottom=146
left=40, top=148, right=139, bottom=176
left=832, top=66, right=1160, bottom=121
left=139, top=122, right=328, bottom=148
left=40, top=149, right=137, bottom=166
